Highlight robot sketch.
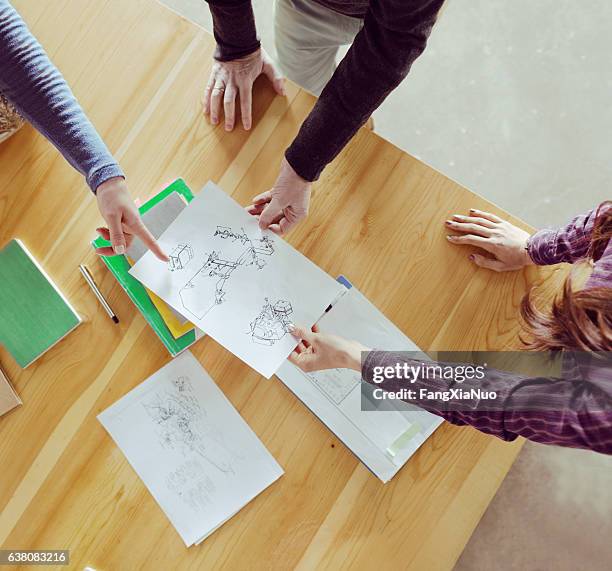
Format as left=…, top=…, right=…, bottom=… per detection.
left=179, top=226, right=275, bottom=320
left=248, top=298, right=293, bottom=346
left=212, top=226, right=274, bottom=271
left=168, top=243, right=194, bottom=271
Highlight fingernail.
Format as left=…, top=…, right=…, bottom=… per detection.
left=225, top=124, right=231, bottom=131
left=469, top=254, right=475, bottom=261
left=446, top=235, right=455, bottom=241
left=114, top=245, right=125, bottom=255
left=211, top=117, right=218, bottom=125
left=445, top=220, right=452, bottom=226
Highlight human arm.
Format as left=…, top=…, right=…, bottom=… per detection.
left=249, top=0, right=445, bottom=233
left=0, top=0, right=122, bottom=191
left=202, top=1, right=284, bottom=131
left=446, top=206, right=610, bottom=272
left=362, top=350, right=612, bottom=454
left=0, top=1, right=166, bottom=259
left=289, top=326, right=612, bottom=454
left=284, top=0, right=444, bottom=181
left=527, top=207, right=607, bottom=266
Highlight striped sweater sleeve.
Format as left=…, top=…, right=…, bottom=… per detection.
left=0, top=0, right=123, bottom=192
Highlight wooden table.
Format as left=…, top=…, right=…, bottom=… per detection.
left=0, top=1, right=568, bottom=569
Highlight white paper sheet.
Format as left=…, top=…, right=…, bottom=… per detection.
left=98, top=351, right=283, bottom=546
left=127, top=191, right=190, bottom=325
left=129, top=182, right=344, bottom=378
left=276, top=286, right=443, bottom=483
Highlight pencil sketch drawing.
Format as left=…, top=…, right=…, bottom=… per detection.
left=178, top=226, right=275, bottom=320
left=168, top=243, right=194, bottom=271
left=248, top=298, right=293, bottom=346
left=165, top=458, right=216, bottom=512
left=142, top=375, right=238, bottom=475
left=307, top=369, right=360, bottom=405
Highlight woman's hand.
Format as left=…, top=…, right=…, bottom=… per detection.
left=203, top=48, right=285, bottom=131
left=95, top=177, right=168, bottom=261
left=288, top=324, right=369, bottom=373
left=445, top=208, right=534, bottom=272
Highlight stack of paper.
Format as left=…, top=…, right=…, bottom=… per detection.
left=276, top=285, right=443, bottom=483
left=98, top=352, right=283, bottom=546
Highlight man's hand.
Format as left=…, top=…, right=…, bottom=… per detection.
left=95, top=177, right=168, bottom=261
left=246, top=157, right=311, bottom=235
left=288, top=324, right=369, bottom=373
left=203, top=48, right=285, bottom=131
left=445, top=208, right=534, bottom=271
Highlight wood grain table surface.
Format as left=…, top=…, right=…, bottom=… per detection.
left=0, top=0, right=570, bottom=569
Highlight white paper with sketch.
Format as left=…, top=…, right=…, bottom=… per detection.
left=129, top=181, right=345, bottom=378
left=127, top=191, right=190, bottom=325
left=98, top=351, right=283, bottom=547
left=276, top=286, right=443, bottom=483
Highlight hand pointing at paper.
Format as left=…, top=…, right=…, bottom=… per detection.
left=94, top=177, right=168, bottom=261
left=0, top=1, right=166, bottom=262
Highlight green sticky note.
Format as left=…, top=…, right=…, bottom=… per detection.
left=387, top=422, right=422, bottom=457
left=0, top=240, right=81, bottom=368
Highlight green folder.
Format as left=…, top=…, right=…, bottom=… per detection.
left=0, top=240, right=81, bottom=368
left=91, top=179, right=199, bottom=356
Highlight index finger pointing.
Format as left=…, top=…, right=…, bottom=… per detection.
left=134, top=221, right=169, bottom=261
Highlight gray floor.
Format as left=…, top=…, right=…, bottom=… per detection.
left=160, top=1, right=611, bottom=569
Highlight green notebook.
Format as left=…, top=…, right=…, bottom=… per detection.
left=91, top=178, right=200, bottom=356
left=0, top=240, right=81, bottom=368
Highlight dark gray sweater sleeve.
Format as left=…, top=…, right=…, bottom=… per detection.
left=204, top=0, right=443, bottom=182
left=285, top=0, right=444, bottom=181
left=205, top=0, right=261, bottom=61
left=0, top=0, right=123, bottom=192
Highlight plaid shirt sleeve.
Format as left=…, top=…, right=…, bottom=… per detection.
left=527, top=208, right=598, bottom=265
left=362, top=351, right=612, bottom=455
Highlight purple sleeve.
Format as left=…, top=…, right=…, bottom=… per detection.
left=285, top=0, right=444, bottom=181
left=586, top=240, right=612, bottom=289
left=205, top=1, right=261, bottom=61
left=0, top=0, right=123, bottom=192
left=362, top=351, right=612, bottom=454
left=527, top=208, right=599, bottom=265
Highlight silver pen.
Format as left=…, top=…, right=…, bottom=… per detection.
left=79, top=264, right=119, bottom=324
